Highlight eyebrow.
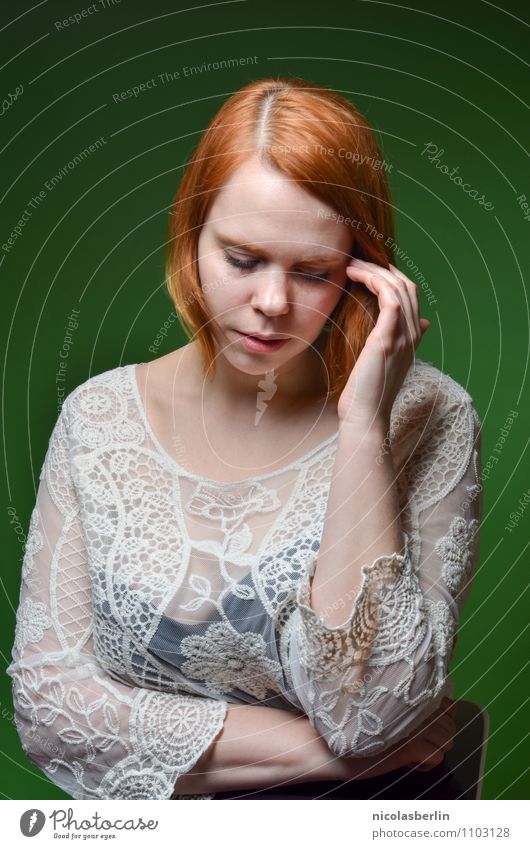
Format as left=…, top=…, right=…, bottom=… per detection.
left=215, top=232, right=343, bottom=265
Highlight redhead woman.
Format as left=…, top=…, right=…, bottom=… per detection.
left=9, top=77, right=480, bottom=800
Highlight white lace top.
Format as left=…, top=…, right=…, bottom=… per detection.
left=8, top=357, right=483, bottom=800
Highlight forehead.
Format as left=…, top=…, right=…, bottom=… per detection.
left=205, top=157, right=353, bottom=256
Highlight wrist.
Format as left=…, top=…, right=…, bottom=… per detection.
left=338, top=414, right=390, bottom=441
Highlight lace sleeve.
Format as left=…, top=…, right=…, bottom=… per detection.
left=7, top=397, right=227, bottom=800
left=287, top=381, right=483, bottom=758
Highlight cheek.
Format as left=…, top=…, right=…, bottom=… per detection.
left=295, top=283, right=345, bottom=321
left=198, top=255, right=237, bottom=313
left=322, top=279, right=348, bottom=317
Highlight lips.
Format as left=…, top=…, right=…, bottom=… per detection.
left=240, top=332, right=286, bottom=340
left=234, top=330, right=289, bottom=352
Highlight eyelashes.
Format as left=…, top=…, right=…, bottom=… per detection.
left=223, top=251, right=330, bottom=283
left=223, top=252, right=256, bottom=272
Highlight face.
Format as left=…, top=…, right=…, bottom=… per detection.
left=196, top=157, right=353, bottom=376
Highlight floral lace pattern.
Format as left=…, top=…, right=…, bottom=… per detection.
left=14, top=599, right=52, bottom=652
left=293, top=544, right=427, bottom=677
left=21, top=506, right=43, bottom=582
left=7, top=357, right=483, bottom=796
left=180, top=621, right=283, bottom=699
left=436, top=515, right=480, bottom=597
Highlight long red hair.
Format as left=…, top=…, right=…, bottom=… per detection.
left=164, top=76, right=396, bottom=401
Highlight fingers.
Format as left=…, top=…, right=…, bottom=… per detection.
left=388, top=263, right=422, bottom=341
left=419, top=726, right=456, bottom=766
left=421, top=702, right=457, bottom=744
left=424, top=721, right=456, bottom=751
left=346, top=259, right=424, bottom=349
left=401, top=700, right=457, bottom=772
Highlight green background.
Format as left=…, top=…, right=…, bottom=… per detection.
left=1, top=0, right=528, bottom=800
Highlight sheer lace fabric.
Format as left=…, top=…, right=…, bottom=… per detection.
left=8, top=358, right=483, bottom=799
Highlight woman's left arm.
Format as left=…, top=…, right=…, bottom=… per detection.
left=287, top=259, right=483, bottom=758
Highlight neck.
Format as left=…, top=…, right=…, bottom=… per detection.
left=189, top=334, right=330, bottom=415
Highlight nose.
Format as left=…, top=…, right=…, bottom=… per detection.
left=250, top=269, right=290, bottom=317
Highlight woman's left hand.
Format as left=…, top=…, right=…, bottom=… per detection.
left=337, top=259, right=431, bottom=426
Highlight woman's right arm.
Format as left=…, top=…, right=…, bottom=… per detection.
left=7, top=391, right=228, bottom=800
left=172, top=697, right=457, bottom=795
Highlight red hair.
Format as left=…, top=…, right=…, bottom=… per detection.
left=164, top=76, right=396, bottom=402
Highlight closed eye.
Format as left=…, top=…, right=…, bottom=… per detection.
left=223, top=251, right=331, bottom=282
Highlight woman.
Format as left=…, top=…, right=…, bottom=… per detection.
left=8, top=77, right=481, bottom=800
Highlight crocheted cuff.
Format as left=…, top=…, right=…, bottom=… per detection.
left=120, top=693, right=228, bottom=801
left=294, top=536, right=416, bottom=678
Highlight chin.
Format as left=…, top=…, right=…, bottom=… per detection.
left=222, top=351, right=291, bottom=375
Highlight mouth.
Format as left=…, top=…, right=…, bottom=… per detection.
left=233, top=330, right=289, bottom=353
